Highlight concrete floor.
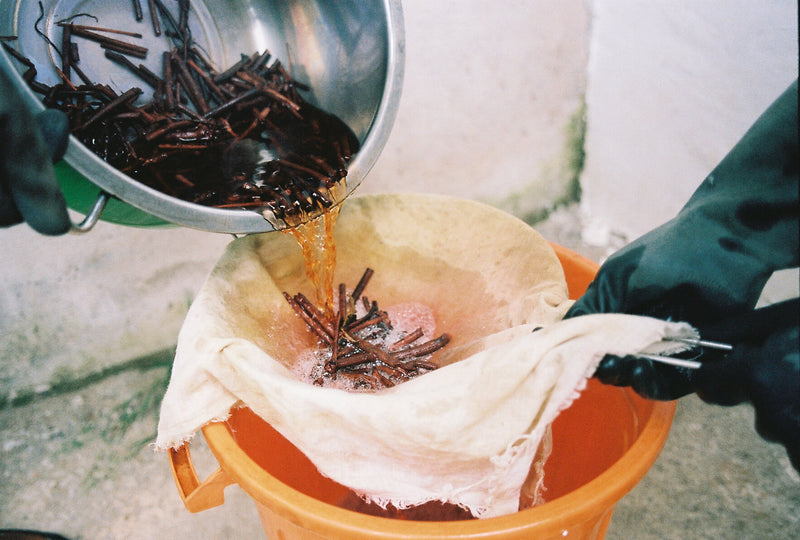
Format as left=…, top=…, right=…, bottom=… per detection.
left=2, top=204, right=798, bottom=540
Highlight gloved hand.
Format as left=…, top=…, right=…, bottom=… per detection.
left=1, top=64, right=71, bottom=235
left=693, top=299, right=799, bottom=470
left=591, top=299, right=799, bottom=469
left=565, top=80, right=798, bottom=467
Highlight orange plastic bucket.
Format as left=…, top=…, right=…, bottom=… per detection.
left=169, top=243, right=676, bottom=539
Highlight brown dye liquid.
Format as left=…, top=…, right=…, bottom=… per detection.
left=284, top=205, right=340, bottom=318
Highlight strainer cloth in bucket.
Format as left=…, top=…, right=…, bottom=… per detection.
left=156, top=194, right=696, bottom=518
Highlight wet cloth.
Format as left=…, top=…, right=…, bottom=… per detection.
left=156, top=194, right=697, bottom=517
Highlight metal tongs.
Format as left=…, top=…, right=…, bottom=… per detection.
left=639, top=338, right=733, bottom=370
left=634, top=299, right=797, bottom=370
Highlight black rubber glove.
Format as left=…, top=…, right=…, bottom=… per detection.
left=564, top=80, right=799, bottom=469
left=693, top=299, right=799, bottom=470
left=1, top=65, right=71, bottom=235
left=592, top=299, right=799, bottom=470
left=566, top=79, right=799, bottom=400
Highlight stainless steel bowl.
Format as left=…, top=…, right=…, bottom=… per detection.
left=0, top=0, right=404, bottom=233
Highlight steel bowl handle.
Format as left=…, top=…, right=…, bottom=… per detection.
left=168, top=442, right=234, bottom=513
left=70, top=191, right=110, bottom=233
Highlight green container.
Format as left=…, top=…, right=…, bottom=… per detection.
left=55, top=162, right=170, bottom=228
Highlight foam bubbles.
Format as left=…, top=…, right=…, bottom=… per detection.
left=384, top=302, right=436, bottom=341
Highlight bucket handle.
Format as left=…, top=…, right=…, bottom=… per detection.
left=169, top=442, right=234, bottom=513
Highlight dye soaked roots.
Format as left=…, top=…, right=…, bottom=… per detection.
left=6, top=1, right=359, bottom=223
left=284, top=268, right=450, bottom=391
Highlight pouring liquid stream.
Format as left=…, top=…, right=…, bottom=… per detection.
left=284, top=206, right=340, bottom=319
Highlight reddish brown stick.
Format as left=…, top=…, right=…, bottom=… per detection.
left=355, top=339, right=403, bottom=369
left=351, top=268, right=374, bottom=302
left=148, top=0, right=161, bottom=36
left=388, top=328, right=424, bottom=352
left=60, top=23, right=143, bottom=38
left=77, top=87, right=142, bottom=130
left=346, top=312, right=388, bottom=334
left=283, top=292, right=332, bottom=345
left=372, top=368, right=395, bottom=387
left=393, top=334, right=451, bottom=361
left=61, top=24, right=72, bottom=80
left=69, top=25, right=148, bottom=57
left=330, top=351, right=373, bottom=369
left=294, top=293, right=337, bottom=338
left=411, top=360, right=438, bottom=370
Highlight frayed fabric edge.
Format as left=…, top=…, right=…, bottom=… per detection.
left=153, top=410, right=233, bottom=452
left=641, top=323, right=700, bottom=356
left=355, top=492, right=490, bottom=520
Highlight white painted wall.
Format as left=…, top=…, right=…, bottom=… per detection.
left=580, top=0, right=798, bottom=241
left=360, top=0, right=590, bottom=216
